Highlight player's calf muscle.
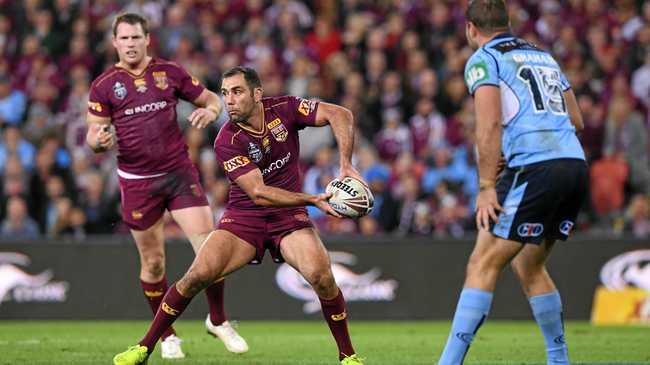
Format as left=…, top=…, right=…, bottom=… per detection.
left=178, top=267, right=215, bottom=296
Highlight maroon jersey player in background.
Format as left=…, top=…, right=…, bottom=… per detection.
left=86, top=13, right=248, bottom=359
left=112, top=67, right=367, bottom=365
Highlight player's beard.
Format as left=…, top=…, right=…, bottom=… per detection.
left=232, top=98, right=257, bottom=124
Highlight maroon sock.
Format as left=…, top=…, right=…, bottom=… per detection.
left=140, top=278, right=176, bottom=339
left=205, top=279, right=227, bottom=326
left=139, top=284, right=193, bottom=353
left=319, top=289, right=355, bottom=360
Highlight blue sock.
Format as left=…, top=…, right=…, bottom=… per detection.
left=438, top=288, right=493, bottom=365
left=529, top=291, right=569, bottom=365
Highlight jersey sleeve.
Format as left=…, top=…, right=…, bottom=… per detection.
left=286, top=96, right=320, bottom=129
left=172, top=64, right=205, bottom=102
left=215, top=135, right=257, bottom=181
left=464, top=50, right=499, bottom=96
left=88, top=81, right=111, bottom=118
left=559, top=71, right=571, bottom=92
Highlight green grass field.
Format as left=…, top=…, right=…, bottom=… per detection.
left=0, top=320, right=647, bottom=364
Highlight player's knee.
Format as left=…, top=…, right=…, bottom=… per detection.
left=141, top=254, right=165, bottom=278
left=511, top=260, right=543, bottom=282
left=466, top=254, right=499, bottom=280
left=305, top=269, right=335, bottom=293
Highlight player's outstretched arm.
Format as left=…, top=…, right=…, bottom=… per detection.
left=313, top=102, right=364, bottom=182
left=474, top=85, right=503, bottom=230
left=188, top=89, right=222, bottom=129
left=235, top=168, right=341, bottom=217
left=86, top=112, right=114, bottom=153
left=563, top=89, right=584, bottom=132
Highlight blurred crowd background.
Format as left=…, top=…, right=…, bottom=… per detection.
left=0, top=0, right=649, bottom=240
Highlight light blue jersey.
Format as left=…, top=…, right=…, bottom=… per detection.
left=464, top=33, right=585, bottom=167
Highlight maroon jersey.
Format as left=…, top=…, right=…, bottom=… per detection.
left=214, top=96, right=319, bottom=211
left=88, top=58, right=205, bottom=175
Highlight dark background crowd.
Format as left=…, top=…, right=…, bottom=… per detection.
left=0, top=0, right=648, bottom=240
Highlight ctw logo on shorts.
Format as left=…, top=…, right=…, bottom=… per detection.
left=124, top=101, right=167, bottom=116
left=276, top=251, right=398, bottom=314
left=0, top=252, right=69, bottom=307
left=223, top=156, right=250, bottom=172
left=517, top=223, right=544, bottom=237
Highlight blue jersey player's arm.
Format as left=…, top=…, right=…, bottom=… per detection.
left=465, top=49, right=504, bottom=229
left=558, top=70, right=584, bottom=132
left=474, top=85, right=504, bottom=230
left=563, top=89, right=583, bottom=132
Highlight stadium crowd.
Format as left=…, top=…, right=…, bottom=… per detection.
left=0, top=0, right=649, bottom=240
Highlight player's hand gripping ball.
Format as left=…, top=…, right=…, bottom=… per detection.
left=325, top=177, right=374, bottom=218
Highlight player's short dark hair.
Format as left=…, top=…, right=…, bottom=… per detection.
left=112, top=13, right=149, bottom=36
left=466, top=0, right=509, bottom=33
left=222, top=66, right=262, bottom=90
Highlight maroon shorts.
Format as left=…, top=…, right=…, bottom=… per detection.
left=217, top=207, right=314, bottom=264
left=119, top=165, right=209, bottom=231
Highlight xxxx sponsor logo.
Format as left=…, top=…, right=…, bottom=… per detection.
left=161, top=302, right=179, bottom=316
left=331, top=312, right=347, bottom=321
left=223, top=156, right=250, bottom=172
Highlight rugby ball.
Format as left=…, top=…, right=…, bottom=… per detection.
left=325, top=177, right=374, bottom=218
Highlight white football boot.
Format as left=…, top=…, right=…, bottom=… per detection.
left=160, top=334, right=185, bottom=359
left=205, top=316, right=249, bottom=354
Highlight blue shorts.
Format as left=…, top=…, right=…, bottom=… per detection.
left=490, top=158, right=588, bottom=244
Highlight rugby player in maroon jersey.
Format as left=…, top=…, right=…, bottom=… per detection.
left=113, top=66, right=366, bottom=365
left=86, top=13, right=248, bottom=359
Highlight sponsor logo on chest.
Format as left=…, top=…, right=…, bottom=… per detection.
left=262, top=152, right=291, bottom=175
left=267, top=118, right=288, bottom=142
left=125, top=101, right=168, bottom=116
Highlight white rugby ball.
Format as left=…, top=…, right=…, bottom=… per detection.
left=326, top=177, right=374, bottom=218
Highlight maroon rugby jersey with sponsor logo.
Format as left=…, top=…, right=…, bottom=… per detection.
left=214, top=96, right=319, bottom=211
left=88, top=58, right=204, bottom=174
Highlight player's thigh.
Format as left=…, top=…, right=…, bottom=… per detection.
left=468, top=229, right=523, bottom=272
left=279, top=228, right=332, bottom=278
left=131, top=216, right=166, bottom=259
left=170, top=205, right=215, bottom=251
left=511, top=239, right=556, bottom=274
left=189, top=229, right=257, bottom=279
